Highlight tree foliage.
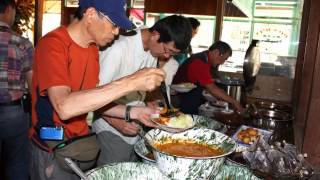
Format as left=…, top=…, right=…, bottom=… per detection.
left=12, top=0, right=35, bottom=35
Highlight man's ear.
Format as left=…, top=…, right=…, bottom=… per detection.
left=212, top=49, right=221, bottom=57
left=83, top=7, right=97, bottom=23
left=150, top=30, right=160, bottom=41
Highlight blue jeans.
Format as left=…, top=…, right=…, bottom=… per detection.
left=0, top=105, right=30, bottom=180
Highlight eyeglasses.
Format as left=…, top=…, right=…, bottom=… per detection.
left=161, top=43, right=180, bottom=56
left=219, top=53, right=230, bottom=62
left=98, top=11, right=119, bottom=29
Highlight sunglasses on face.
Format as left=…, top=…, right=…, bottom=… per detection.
left=97, top=11, right=119, bottom=29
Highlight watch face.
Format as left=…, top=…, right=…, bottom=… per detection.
left=125, top=106, right=132, bottom=122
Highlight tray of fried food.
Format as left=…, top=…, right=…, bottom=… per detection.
left=232, top=125, right=272, bottom=146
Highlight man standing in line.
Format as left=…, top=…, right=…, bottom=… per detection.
left=173, top=41, right=244, bottom=115
left=30, top=0, right=165, bottom=179
left=0, top=0, right=33, bottom=180
left=94, top=15, right=192, bottom=165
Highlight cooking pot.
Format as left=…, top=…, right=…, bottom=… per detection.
left=215, top=77, right=244, bottom=103
left=251, top=109, right=292, bottom=130
left=254, top=101, right=292, bottom=113
left=199, top=102, right=245, bottom=128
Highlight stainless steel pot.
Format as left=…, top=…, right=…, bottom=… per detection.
left=199, top=102, right=245, bottom=127
left=215, top=77, right=244, bottom=102
left=254, top=101, right=292, bottom=113
left=252, top=109, right=292, bottom=130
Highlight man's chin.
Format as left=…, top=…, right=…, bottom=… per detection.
left=99, top=39, right=116, bottom=49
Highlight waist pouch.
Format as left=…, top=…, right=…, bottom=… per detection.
left=45, top=133, right=100, bottom=173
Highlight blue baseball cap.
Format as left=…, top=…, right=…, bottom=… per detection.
left=79, top=0, right=133, bottom=29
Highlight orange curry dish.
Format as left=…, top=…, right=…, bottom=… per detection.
left=155, top=141, right=224, bottom=157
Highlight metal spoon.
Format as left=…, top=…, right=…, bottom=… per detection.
left=160, top=82, right=174, bottom=110
left=157, top=60, right=175, bottom=114
left=64, top=157, right=89, bottom=180
left=251, top=103, right=263, bottom=119
left=138, top=128, right=153, bottom=153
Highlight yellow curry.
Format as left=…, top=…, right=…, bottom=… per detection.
left=154, top=141, right=224, bottom=157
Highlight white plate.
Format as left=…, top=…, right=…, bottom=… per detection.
left=170, top=83, right=196, bottom=93
left=150, top=114, right=196, bottom=133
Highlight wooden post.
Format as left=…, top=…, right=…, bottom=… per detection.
left=34, top=0, right=44, bottom=45
left=293, top=0, right=320, bottom=167
left=215, top=0, right=225, bottom=41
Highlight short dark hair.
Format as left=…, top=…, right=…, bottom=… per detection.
left=74, top=6, right=88, bottom=20
left=188, top=17, right=200, bottom=30
left=149, top=15, right=192, bottom=52
left=209, top=41, right=232, bottom=56
left=0, top=0, right=15, bottom=13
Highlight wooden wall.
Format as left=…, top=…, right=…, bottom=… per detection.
left=144, top=0, right=246, bottom=17
left=145, top=0, right=217, bottom=15
left=61, top=1, right=76, bottom=26
left=293, top=0, right=320, bottom=167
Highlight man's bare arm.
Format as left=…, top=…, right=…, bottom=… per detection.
left=47, top=68, right=165, bottom=120
left=204, top=83, right=244, bottom=113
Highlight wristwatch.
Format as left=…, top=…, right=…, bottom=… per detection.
left=125, top=105, right=132, bottom=122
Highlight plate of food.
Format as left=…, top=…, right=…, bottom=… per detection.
left=150, top=108, right=196, bottom=133
left=170, top=83, right=196, bottom=93
left=232, top=125, right=272, bottom=152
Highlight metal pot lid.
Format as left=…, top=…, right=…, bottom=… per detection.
left=199, top=102, right=231, bottom=113
left=257, top=109, right=292, bottom=121
left=254, top=101, right=291, bottom=112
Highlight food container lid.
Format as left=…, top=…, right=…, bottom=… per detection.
left=215, top=77, right=244, bottom=86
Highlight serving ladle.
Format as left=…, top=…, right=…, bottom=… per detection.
left=64, top=157, right=89, bottom=180
left=160, top=82, right=174, bottom=109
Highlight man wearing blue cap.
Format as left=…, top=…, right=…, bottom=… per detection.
left=30, top=0, right=165, bottom=179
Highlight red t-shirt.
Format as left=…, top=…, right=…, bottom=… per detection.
left=31, top=26, right=99, bottom=138
left=173, top=52, right=213, bottom=86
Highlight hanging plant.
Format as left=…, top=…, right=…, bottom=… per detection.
left=12, top=0, right=35, bottom=35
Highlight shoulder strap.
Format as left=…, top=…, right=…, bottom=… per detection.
left=79, top=58, right=89, bottom=90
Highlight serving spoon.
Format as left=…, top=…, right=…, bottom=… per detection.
left=64, top=157, right=89, bottom=180
left=157, top=60, right=176, bottom=116
left=160, top=82, right=175, bottom=111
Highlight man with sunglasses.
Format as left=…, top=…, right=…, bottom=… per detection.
left=173, top=41, right=244, bottom=115
left=30, top=0, right=166, bottom=179
left=94, top=15, right=192, bottom=165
